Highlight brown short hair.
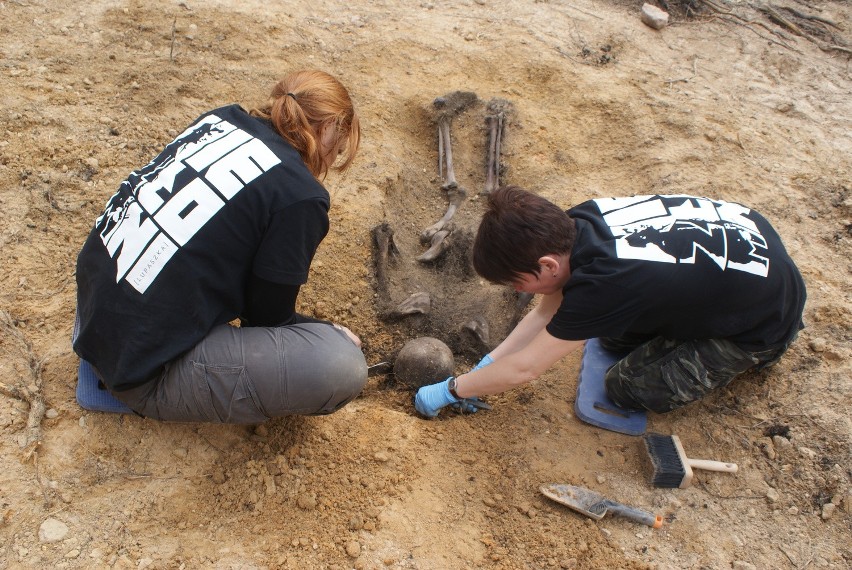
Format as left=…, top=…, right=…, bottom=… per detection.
left=472, top=185, right=576, bottom=285
left=251, top=70, right=360, bottom=180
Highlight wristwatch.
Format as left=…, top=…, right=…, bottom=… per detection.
left=447, top=377, right=461, bottom=399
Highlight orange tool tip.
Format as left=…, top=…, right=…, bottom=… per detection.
left=652, top=515, right=664, bottom=529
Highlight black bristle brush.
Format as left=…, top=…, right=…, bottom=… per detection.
left=642, top=433, right=739, bottom=488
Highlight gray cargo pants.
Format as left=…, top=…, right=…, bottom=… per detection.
left=602, top=334, right=794, bottom=414
left=113, top=322, right=367, bottom=423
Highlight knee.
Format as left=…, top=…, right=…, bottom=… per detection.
left=311, top=336, right=367, bottom=411
left=311, top=365, right=366, bottom=415
left=604, top=361, right=690, bottom=414
left=325, top=350, right=368, bottom=396
left=326, top=333, right=367, bottom=379
left=605, top=372, right=681, bottom=414
left=604, top=366, right=641, bottom=411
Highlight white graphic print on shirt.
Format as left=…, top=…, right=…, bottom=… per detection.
left=95, top=115, right=281, bottom=293
left=592, top=195, right=769, bottom=277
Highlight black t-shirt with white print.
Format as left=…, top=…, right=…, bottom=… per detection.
left=74, top=105, right=329, bottom=391
left=546, top=195, right=806, bottom=351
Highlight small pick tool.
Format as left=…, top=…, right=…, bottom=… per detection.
left=541, top=483, right=663, bottom=528
left=642, top=433, right=739, bottom=489
left=367, top=362, right=392, bottom=376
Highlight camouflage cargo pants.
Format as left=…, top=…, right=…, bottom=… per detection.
left=602, top=334, right=793, bottom=414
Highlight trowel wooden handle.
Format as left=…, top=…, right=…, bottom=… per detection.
left=687, top=459, right=738, bottom=473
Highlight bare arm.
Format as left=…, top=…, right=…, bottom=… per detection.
left=489, top=290, right=564, bottom=360
left=455, top=326, right=584, bottom=398
left=411, top=288, right=582, bottom=417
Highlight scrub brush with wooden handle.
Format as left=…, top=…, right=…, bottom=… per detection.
left=643, top=433, right=739, bottom=488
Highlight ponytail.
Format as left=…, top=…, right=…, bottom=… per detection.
left=250, top=70, right=360, bottom=180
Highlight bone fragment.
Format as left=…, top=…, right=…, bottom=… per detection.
left=417, top=228, right=453, bottom=263
left=420, top=185, right=466, bottom=243
left=387, top=291, right=432, bottom=319
left=509, top=291, right=534, bottom=331
left=462, top=315, right=491, bottom=350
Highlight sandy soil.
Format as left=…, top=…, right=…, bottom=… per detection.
left=1, top=0, right=850, bottom=568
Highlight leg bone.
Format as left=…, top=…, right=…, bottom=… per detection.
left=438, top=117, right=458, bottom=189
left=421, top=92, right=478, bottom=242
left=484, top=114, right=499, bottom=195
left=371, top=222, right=398, bottom=298
left=482, top=98, right=512, bottom=195
left=420, top=185, right=466, bottom=243
left=417, top=228, right=453, bottom=263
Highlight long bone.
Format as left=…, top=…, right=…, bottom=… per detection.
left=482, top=98, right=512, bottom=195
left=371, top=222, right=398, bottom=299
left=420, top=91, right=478, bottom=251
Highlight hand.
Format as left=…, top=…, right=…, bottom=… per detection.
left=333, top=323, right=361, bottom=348
left=447, top=353, right=494, bottom=413
left=414, top=378, right=457, bottom=418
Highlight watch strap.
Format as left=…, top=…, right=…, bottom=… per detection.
left=447, top=377, right=461, bottom=399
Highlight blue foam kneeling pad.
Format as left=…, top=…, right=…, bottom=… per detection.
left=574, top=338, right=647, bottom=436
left=72, top=310, right=132, bottom=414
left=76, top=358, right=133, bottom=414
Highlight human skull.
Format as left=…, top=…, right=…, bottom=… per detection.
left=394, top=337, right=455, bottom=388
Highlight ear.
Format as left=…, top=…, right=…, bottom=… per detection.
left=538, top=255, right=561, bottom=276
left=319, top=120, right=336, bottom=145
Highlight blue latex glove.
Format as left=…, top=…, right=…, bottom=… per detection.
left=471, top=353, right=494, bottom=372
left=414, top=378, right=457, bottom=418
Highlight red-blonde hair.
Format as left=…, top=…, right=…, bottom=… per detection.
left=250, top=70, right=360, bottom=180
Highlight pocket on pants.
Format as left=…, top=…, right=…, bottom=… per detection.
left=191, top=362, right=269, bottom=424
left=659, top=344, right=711, bottom=405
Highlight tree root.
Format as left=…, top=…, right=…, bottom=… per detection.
left=761, top=3, right=852, bottom=55
left=696, top=0, right=799, bottom=51
left=0, top=310, right=46, bottom=462
left=697, top=0, right=851, bottom=55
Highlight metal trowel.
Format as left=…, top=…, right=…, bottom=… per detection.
left=540, top=483, right=663, bottom=528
